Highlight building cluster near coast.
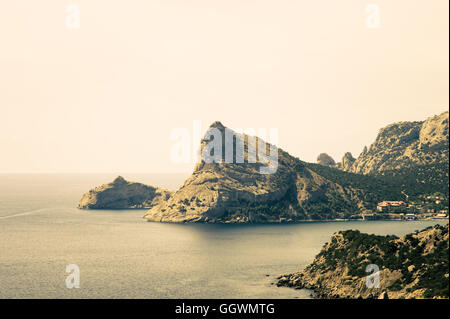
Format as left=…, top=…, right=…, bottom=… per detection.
left=354, top=197, right=449, bottom=221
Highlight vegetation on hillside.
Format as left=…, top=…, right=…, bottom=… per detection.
left=313, top=225, right=449, bottom=298
left=378, top=162, right=449, bottom=199
left=279, top=224, right=449, bottom=299
left=305, top=161, right=449, bottom=209
left=305, top=162, right=404, bottom=209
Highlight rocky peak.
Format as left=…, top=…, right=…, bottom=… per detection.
left=112, top=175, right=127, bottom=185
left=340, top=152, right=355, bottom=171
left=316, top=153, right=336, bottom=167
left=196, top=121, right=277, bottom=174
left=209, top=121, right=226, bottom=130
left=342, top=152, right=355, bottom=162
left=361, top=146, right=368, bottom=155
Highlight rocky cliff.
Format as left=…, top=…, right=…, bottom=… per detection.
left=338, top=152, right=356, bottom=171
left=345, top=111, right=449, bottom=175
left=278, top=224, right=449, bottom=299
left=78, top=176, right=171, bottom=209
left=145, top=122, right=374, bottom=223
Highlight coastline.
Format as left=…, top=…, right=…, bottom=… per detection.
left=142, top=217, right=449, bottom=224
left=276, top=224, right=449, bottom=299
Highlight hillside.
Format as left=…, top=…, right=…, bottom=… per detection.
left=304, top=163, right=404, bottom=209
left=278, top=224, right=449, bottom=299
left=305, top=161, right=449, bottom=205
left=344, top=111, right=449, bottom=175
left=314, top=111, right=449, bottom=201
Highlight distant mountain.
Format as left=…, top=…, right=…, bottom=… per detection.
left=278, top=224, right=449, bottom=299
left=316, top=152, right=356, bottom=171
left=316, top=153, right=336, bottom=167
left=145, top=122, right=392, bottom=223
left=315, top=111, right=449, bottom=198
left=78, top=176, right=171, bottom=209
left=343, top=111, right=449, bottom=174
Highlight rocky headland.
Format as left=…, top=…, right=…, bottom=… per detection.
left=277, top=224, right=449, bottom=299
left=144, top=121, right=376, bottom=223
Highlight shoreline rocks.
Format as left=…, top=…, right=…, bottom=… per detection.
left=277, top=224, right=449, bottom=299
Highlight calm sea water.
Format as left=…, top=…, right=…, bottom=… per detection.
left=0, top=174, right=446, bottom=299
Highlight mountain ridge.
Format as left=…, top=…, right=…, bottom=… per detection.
left=320, top=111, right=449, bottom=175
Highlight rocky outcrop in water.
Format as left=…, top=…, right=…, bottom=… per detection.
left=78, top=176, right=171, bottom=209
left=144, top=122, right=371, bottom=223
left=278, top=224, right=449, bottom=299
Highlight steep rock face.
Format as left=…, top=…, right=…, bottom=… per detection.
left=144, top=122, right=369, bottom=223
left=278, top=225, right=449, bottom=299
left=316, top=153, right=336, bottom=167
left=345, top=111, right=449, bottom=174
left=337, top=152, right=355, bottom=171
left=78, top=176, right=171, bottom=209
left=420, top=111, right=449, bottom=146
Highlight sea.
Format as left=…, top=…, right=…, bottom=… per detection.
left=0, top=174, right=446, bottom=298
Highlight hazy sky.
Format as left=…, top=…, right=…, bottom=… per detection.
left=0, top=0, right=448, bottom=174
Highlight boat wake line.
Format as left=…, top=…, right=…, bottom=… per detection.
left=0, top=208, right=57, bottom=220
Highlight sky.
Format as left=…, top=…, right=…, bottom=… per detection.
left=0, top=0, right=448, bottom=174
